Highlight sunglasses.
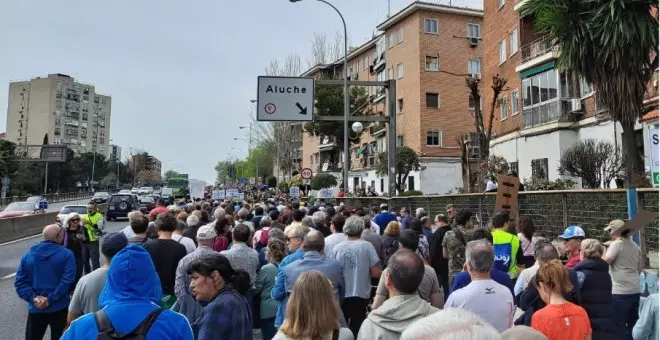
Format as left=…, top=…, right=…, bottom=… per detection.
left=285, top=236, right=301, bottom=242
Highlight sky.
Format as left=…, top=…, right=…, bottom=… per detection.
left=0, top=0, right=481, bottom=183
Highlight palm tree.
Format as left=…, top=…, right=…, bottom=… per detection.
left=520, top=0, right=658, bottom=186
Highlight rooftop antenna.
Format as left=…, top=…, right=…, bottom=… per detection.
left=387, top=0, right=391, bottom=17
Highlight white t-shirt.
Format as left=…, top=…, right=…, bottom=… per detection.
left=445, top=279, right=515, bottom=332
left=605, top=237, right=642, bottom=294
left=172, top=234, right=196, bottom=254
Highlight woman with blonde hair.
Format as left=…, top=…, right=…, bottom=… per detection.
left=274, top=271, right=354, bottom=340
left=176, top=211, right=189, bottom=223
left=531, top=259, right=592, bottom=340
left=380, top=221, right=400, bottom=266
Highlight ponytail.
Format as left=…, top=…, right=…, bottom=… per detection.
left=230, top=270, right=251, bottom=295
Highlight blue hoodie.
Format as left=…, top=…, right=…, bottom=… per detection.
left=15, top=241, right=76, bottom=313
left=61, top=245, right=193, bottom=340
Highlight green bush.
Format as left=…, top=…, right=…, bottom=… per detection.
left=311, top=173, right=338, bottom=190
left=278, top=180, right=289, bottom=191
left=399, top=190, right=424, bottom=197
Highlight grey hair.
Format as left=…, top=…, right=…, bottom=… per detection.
left=289, top=225, right=310, bottom=239
left=268, top=227, right=286, bottom=242
left=534, top=238, right=559, bottom=263
left=176, top=220, right=186, bottom=231
left=343, top=216, right=365, bottom=237
left=214, top=207, right=226, bottom=221
left=127, top=210, right=143, bottom=223
left=186, top=214, right=200, bottom=227
left=415, top=207, right=427, bottom=218
left=301, top=216, right=314, bottom=228
left=401, top=308, right=501, bottom=340
left=237, top=208, right=249, bottom=220
left=260, top=216, right=272, bottom=228
left=580, top=239, right=605, bottom=259
left=465, top=239, right=494, bottom=273
left=312, top=211, right=326, bottom=225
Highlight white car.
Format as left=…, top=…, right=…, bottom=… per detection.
left=57, top=205, right=87, bottom=224
left=131, top=187, right=139, bottom=194
left=138, top=187, right=150, bottom=195
left=118, top=189, right=132, bottom=195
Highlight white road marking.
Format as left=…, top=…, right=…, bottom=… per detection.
left=0, top=233, right=42, bottom=246
left=1, top=273, right=16, bottom=280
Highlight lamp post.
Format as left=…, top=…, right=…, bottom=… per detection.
left=289, top=0, right=349, bottom=193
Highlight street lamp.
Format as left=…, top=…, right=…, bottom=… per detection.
left=289, top=0, right=349, bottom=192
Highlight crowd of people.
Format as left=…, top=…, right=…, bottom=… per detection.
left=13, top=194, right=658, bottom=340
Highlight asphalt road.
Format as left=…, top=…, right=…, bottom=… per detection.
left=0, top=219, right=126, bottom=339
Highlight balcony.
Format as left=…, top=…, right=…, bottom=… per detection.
left=513, top=0, right=529, bottom=12
left=522, top=98, right=580, bottom=128
left=64, top=120, right=79, bottom=127
left=516, top=38, right=561, bottom=72
left=370, top=52, right=386, bottom=74
left=318, top=135, right=336, bottom=152
left=370, top=122, right=386, bottom=137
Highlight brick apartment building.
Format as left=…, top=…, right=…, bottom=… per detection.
left=301, top=1, right=484, bottom=194
left=483, top=0, right=659, bottom=187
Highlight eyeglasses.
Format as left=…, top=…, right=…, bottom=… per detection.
left=285, top=236, right=301, bottom=242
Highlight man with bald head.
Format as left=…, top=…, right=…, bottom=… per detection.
left=15, top=224, right=76, bottom=340
left=279, top=229, right=346, bottom=325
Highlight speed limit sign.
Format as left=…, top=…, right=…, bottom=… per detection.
left=301, top=168, right=313, bottom=179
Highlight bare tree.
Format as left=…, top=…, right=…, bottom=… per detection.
left=265, top=53, right=303, bottom=77
left=558, top=139, right=623, bottom=188
left=308, top=31, right=346, bottom=67
left=466, top=75, right=508, bottom=161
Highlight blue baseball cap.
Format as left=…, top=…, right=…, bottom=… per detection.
left=558, top=225, right=586, bottom=239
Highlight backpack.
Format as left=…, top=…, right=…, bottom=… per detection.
left=94, top=308, right=164, bottom=339
left=257, top=227, right=271, bottom=247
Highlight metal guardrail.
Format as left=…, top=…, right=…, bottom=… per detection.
left=520, top=37, right=560, bottom=64
left=0, top=192, right=93, bottom=209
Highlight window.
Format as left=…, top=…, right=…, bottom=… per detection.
left=398, top=99, right=404, bottom=113
left=426, top=130, right=441, bottom=146
left=424, top=19, right=438, bottom=34
left=397, top=28, right=403, bottom=43
left=531, top=158, right=549, bottom=181
left=510, top=29, right=518, bottom=55
left=388, top=68, right=394, bottom=80
left=396, top=135, right=404, bottom=147
left=82, top=113, right=88, bottom=121
left=580, top=77, right=593, bottom=97
left=408, top=176, right=415, bottom=191
left=511, top=90, right=520, bottom=114
left=397, top=63, right=404, bottom=79
left=426, top=93, right=439, bottom=108
left=498, top=0, right=505, bottom=9
left=388, top=34, right=394, bottom=48
left=363, top=57, right=369, bottom=70
left=380, top=179, right=384, bottom=192
left=500, top=96, right=508, bottom=119
left=467, top=24, right=480, bottom=39
left=499, top=40, right=507, bottom=64
left=468, top=59, right=481, bottom=77
left=509, top=162, right=519, bottom=175
left=425, top=56, right=439, bottom=71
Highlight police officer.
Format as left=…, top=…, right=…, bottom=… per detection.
left=81, top=203, right=104, bottom=274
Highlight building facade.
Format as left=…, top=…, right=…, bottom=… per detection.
left=109, top=144, right=122, bottom=162
left=129, top=153, right=162, bottom=175
left=483, top=0, right=658, bottom=187
left=6, top=73, right=112, bottom=155
left=300, top=1, right=484, bottom=195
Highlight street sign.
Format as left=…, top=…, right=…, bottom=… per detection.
left=289, top=186, right=300, bottom=197
left=301, top=168, right=313, bottom=179
left=257, top=76, right=314, bottom=121
left=494, top=175, right=520, bottom=221
left=649, top=127, right=659, bottom=186
left=302, top=179, right=311, bottom=185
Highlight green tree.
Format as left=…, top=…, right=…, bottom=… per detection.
left=376, top=146, right=421, bottom=194
left=214, top=161, right=235, bottom=183
left=164, top=170, right=183, bottom=182
left=520, top=0, right=658, bottom=187
left=310, top=173, right=338, bottom=190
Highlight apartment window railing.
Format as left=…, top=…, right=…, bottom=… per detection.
left=523, top=98, right=575, bottom=128
left=520, top=37, right=560, bottom=64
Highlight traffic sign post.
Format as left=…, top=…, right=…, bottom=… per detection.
left=649, top=127, right=659, bottom=187
left=301, top=168, right=313, bottom=180
left=257, top=76, right=314, bottom=121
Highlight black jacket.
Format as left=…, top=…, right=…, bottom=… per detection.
left=516, top=268, right=581, bottom=326
left=572, top=258, right=618, bottom=340
left=430, top=225, right=451, bottom=278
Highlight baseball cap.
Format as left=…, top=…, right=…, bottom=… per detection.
left=101, top=232, right=128, bottom=259
left=558, top=225, right=586, bottom=239
left=380, top=203, right=388, bottom=209
left=197, top=224, right=217, bottom=240
left=604, top=219, right=626, bottom=234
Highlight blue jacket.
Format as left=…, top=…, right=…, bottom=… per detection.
left=450, top=269, right=514, bottom=297
left=400, top=215, right=413, bottom=230
left=192, top=286, right=252, bottom=340
left=15, top=241, right=76, bottom=313
left=633, top=293, right=658, bottom=340
left=61, top=245, right=193, bottom=340
left=271, top=248, right=304, bottom=327
left=373, top=211, right=397, bottom=235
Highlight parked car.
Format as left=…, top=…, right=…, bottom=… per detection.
left=138, top=187, right=153, bottom=195
left=161, top=187, right=174, bottom=205
left=138, top=196, right=156, bottom=213
left=26, top=195, right=48, bottom=206
left=147, top=194, right=161, bottom=203
left=0, top=202, right=42, bottom=218
left=92, top=192, right=110, bottom=204
left=106, top=194, right=138, bottom=220
left=57, top=205, right=87, bottom=223
left=130, top=187, right=139, bottom=194
left=118, top=189, right=132, bottom=195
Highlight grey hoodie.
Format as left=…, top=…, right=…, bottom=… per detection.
left=357, top=294, right=439, bottom=340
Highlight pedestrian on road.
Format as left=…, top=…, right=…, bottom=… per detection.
left=254, top=238, right=287, bottom=340
left=183, top=214, right=202, bottom=245
left=173, top=220, right=196, bottom=254
left=373, top=203, right=396, bottom=236
left=400, top=308, right=501, bottom=340
left=127, top=215, right=149, bottom=245
left=399, top=207, right=413, bottom=230
left=429, top=214, right=451, bottom=300
left=67, top=232, right=128, bottom=325
left=274, top=271, right=354, bottom=340
left=558, top=225, right=586, bottom=269
left=81, top=203, right=104, bottom=274
left=220, top=224, right=260, bottom=285
left=121, top=211, right=144, bottom=239
left=324, top=215, right=347, bottom=256
left=148, top=199, right=169, bottom=221
left=143, top=213, right=188, bottom=309
left=62, top=212, right=86, bottom=291
left=188, top=253, right=253, bottom=340
left=61, top=245, right=194, bottom=340
left=380, top=221, right=400, bottom=268
left=15, top=224, right=76, bottom=340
